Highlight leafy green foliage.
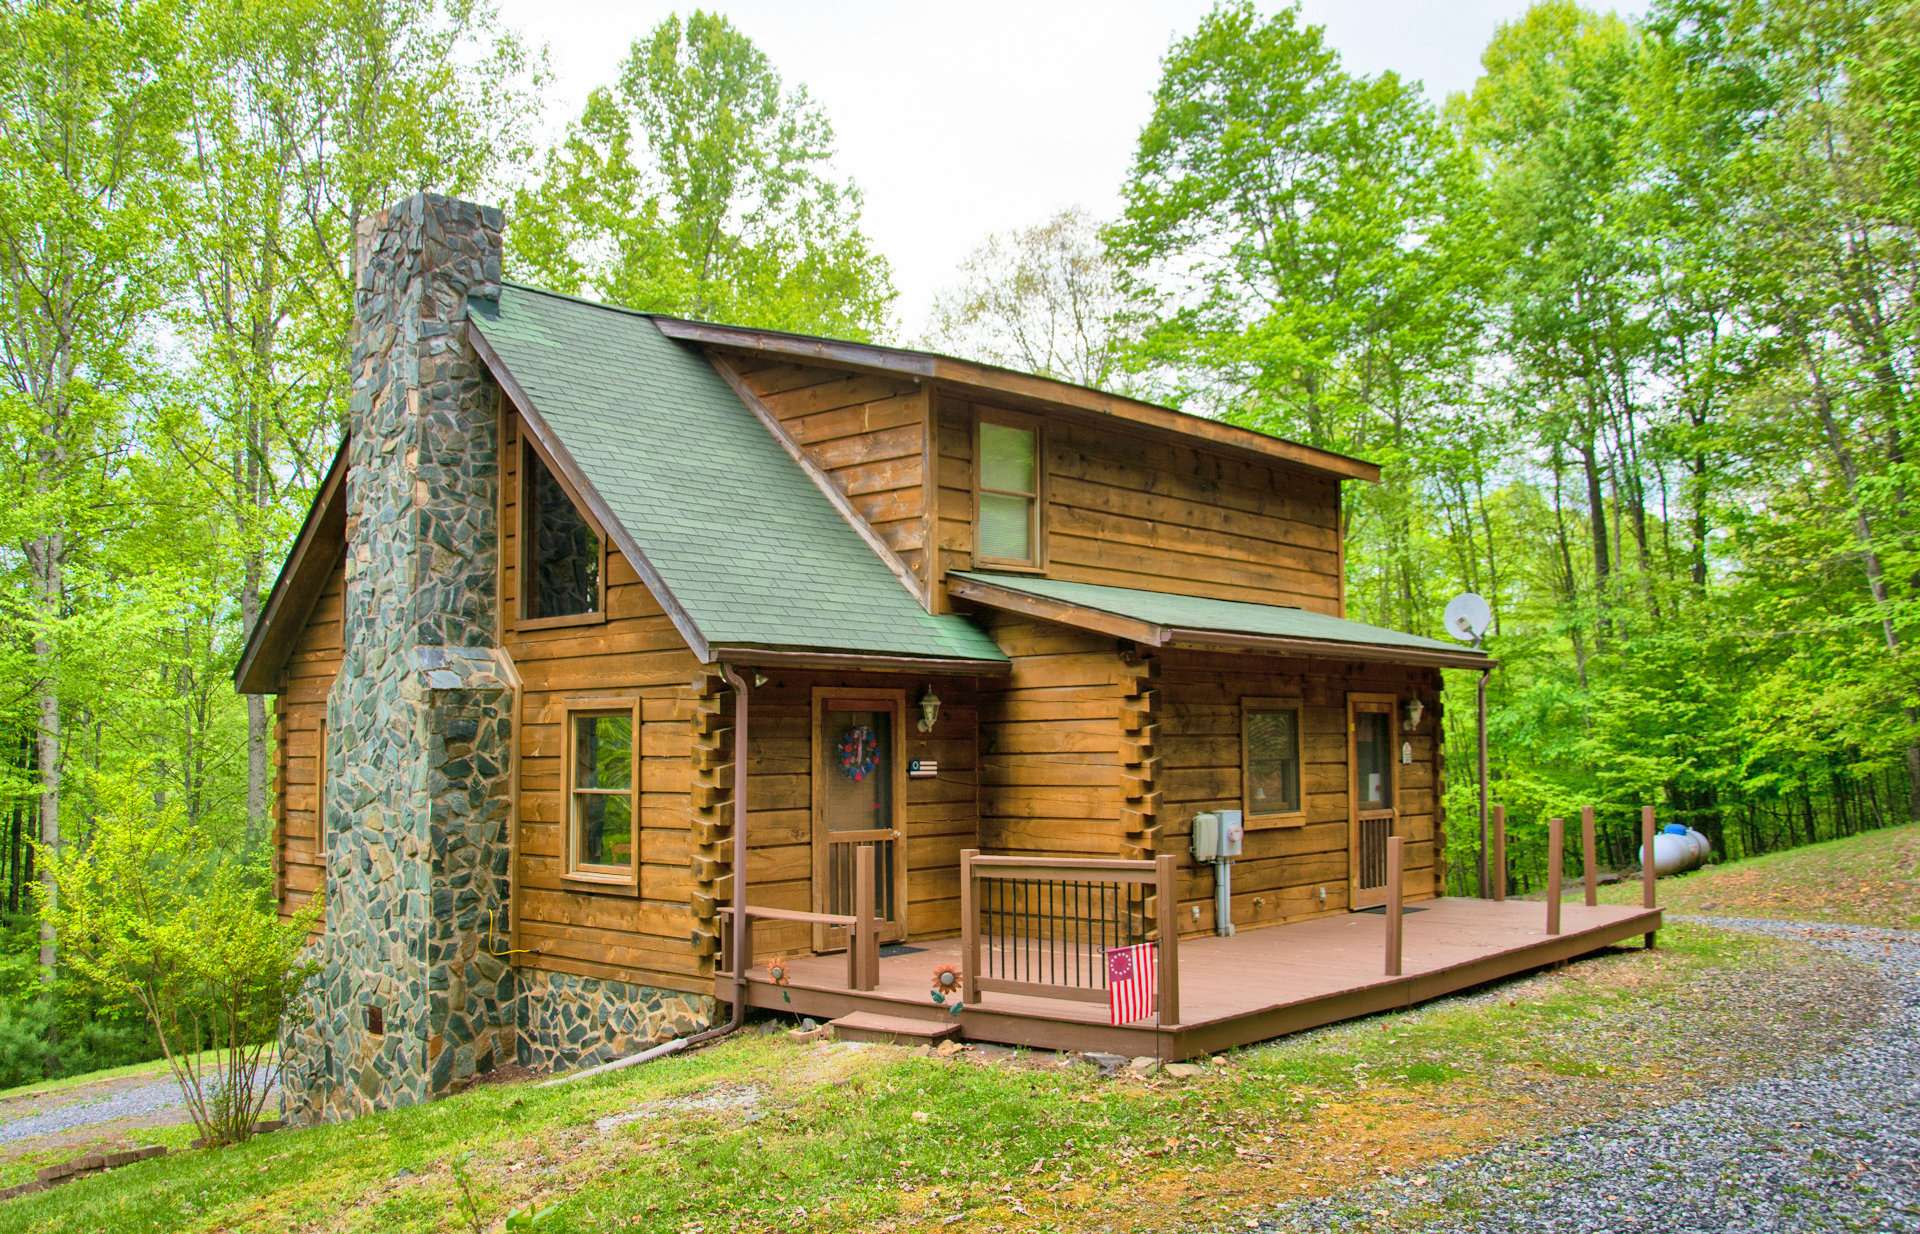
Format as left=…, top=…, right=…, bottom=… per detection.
left=41, top=775, right=320, bottom=1145
left=509, top=10, right=894, bottom=337
left=1095, top=0, right=1920, bottom=885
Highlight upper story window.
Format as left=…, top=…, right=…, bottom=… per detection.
left=975, top=412, right=1043, bottom=568
left=522, top=441, right=602, bottom=622
left=1242, top=697, right=1304, bottom=826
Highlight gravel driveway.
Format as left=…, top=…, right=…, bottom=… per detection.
left=1246, top=916, right=1920, bottom=1234
left=0, top=1063, right=279, bottom=1148
left=0, top=1076, right=192, bottom=1146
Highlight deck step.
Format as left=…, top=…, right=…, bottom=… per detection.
left=829, top=1012, right=961, bottom=1046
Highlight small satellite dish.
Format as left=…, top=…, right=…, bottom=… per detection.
left=1443, top=592, right=1492, bottom=645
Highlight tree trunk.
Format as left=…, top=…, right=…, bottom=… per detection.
left=31, top=532, right=63, bottom=980
left=1575, top=437, right=1611, bottom=643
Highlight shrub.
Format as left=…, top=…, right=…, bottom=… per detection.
left=39, top=784, right=320, bottom=1145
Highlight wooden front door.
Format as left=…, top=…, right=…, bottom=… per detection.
left=1347, top=693, right=1401, bottom=910
left=812, top=689, right=909, bottom=951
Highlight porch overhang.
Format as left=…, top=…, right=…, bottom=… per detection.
left=948, top=572, right=1494, bottom=671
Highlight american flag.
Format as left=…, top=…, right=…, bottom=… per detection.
left=1106, top=941, right=1157, bottom=1026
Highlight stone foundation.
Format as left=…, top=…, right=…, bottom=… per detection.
left=515, top=971, right=714, bottom=1073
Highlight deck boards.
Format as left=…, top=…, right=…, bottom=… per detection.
left=723, top=898, right=1662, bottom=1060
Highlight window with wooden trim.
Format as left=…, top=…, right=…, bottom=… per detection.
left=521, top=440, right=604, bottom=623
left=1242, top=698, right=1304, bottom=825
left=975, top=412, right=1043, bottom=567
left=564, top=702, right=640, bottom=889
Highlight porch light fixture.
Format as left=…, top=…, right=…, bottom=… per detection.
left=917, top=684, right=942, bottom=733
left=1403, top=696, right=1424, bottom=732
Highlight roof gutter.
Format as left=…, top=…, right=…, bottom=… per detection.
left=1164, top=628, right=1496, bottom=671
left=714, top=645, right=1010, bottom=676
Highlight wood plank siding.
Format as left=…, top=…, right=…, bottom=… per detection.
left=739, top=670, right=982, bottom=957
left=272, top=548, right=344, bottom=926
left=1156, top=649, right=1443, bottom=934
left=500, top=408, right=709, bottom=993
left=976, top=613, right=1131, bottom=860
left=931, top=395, right=1344, bottom=614
left=734, top=361, right=931, bottom=580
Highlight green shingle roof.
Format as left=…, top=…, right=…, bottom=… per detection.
left=952, top=573, right=1487, bottom=661
left=472, top=285, right=1005, bottom=665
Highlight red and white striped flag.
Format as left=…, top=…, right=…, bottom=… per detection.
left=1106, top=941, right=1157, bottom=1026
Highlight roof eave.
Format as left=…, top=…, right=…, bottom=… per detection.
left=711, top=643, right=1011, bottom=676
left=470, top=319, right=717, bottom=664
left=234, top=439, right=350, bottom=695
left=1162, top=628, right=1496, bottom=671
left=649, top=317, right=1381, bottom=484
left=949, top=572, right=1493, bottom=671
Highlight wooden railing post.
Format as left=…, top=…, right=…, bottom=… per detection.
left=1154, top=853, right=1179, bottom=1026
left=1581, top=805, right=1598, bottom=907
left=1545, top=817, right=1564, bottom=936
left=1641, top=805, right=1658, bottom=950
left=1491, top=805, right=1507, bottom=902
left=1384, top=836, right=1404, bottom=976
left=960, top=848, right=979, bottom=1004
left=854, top=844, right=879, bottom=992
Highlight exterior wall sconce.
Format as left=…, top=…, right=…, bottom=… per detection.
left=917, top=685, right=942, bottom=733
left=1403, top=696, right=1424, bottom=732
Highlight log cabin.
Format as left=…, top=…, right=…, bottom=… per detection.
left=237, top=194, right=1659, bottom=1122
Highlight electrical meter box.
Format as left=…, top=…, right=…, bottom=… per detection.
left=1218, top=809, right=1244, bottom=857
left=1190, top=810, right=1245, bottom=861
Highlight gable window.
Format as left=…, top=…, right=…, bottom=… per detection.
left=1242, top=697, right=1304, bottom=826
left=521, top=440, right=603, bottom=622
left=975, top=412, right=1043, bottom=568
left=564, top=701, right=641, bottom=889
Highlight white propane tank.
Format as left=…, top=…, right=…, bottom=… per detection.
left=1639, top=825, right=1711, bottom=877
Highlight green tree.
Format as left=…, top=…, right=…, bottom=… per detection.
left=922, top=208, right=1127, bottom=389
left=511, top=10, right=894, bottom=338
left=42, top=775, right=320, bottom=1144
left=166, top=0, right=537, bottom=852
left=1112, top=1, right=1482, bottom=634
left=0, top=0, right=187, bottom=977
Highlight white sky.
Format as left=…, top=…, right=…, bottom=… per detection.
left=492, top=1, right=1641, bottom=337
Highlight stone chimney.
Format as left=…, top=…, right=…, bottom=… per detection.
left=287, top=194, right=518, bottom=1120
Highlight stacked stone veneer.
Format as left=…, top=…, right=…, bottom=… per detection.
left=279, top=194, right=714, bottom=1123
left=516, top=971, right=711, bottom=1073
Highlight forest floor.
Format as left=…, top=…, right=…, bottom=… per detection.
left=1592, top=819, right=1920, bottom=928
left=0, top=827, right=1912, bottom=1233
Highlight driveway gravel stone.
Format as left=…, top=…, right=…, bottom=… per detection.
left=0, top=1065, right=278, bottom=1146
left=1247, top=916, right=1920, bottom=1234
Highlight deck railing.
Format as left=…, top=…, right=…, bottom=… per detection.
left=725, top=844, right=882, bottom=992
left=960, top=850, right=1180, bottom=1026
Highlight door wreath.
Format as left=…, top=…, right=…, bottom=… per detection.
left=836, top=724, right=881, bottom=782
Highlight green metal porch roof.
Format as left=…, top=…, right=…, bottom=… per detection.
left=950, top=572, right=1490, bottom=667
left=470, top=285, right=1005, bottom=666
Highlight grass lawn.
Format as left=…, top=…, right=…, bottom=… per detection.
left=1593, top=821, right=1920, bottom=928
left=0, top=922, right=1893, bottom=1234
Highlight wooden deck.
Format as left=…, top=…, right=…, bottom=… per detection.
left=720, top=898, right=1663, bottom=1061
